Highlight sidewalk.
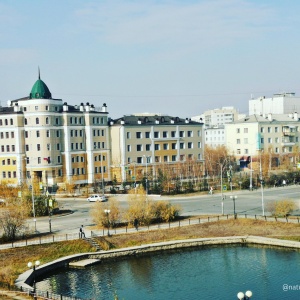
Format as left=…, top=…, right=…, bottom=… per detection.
left=1, top=214, right=299, bottom=250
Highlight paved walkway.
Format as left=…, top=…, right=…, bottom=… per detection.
left=1, top=214, right=299, bottom=250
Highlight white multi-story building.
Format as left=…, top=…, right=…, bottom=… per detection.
left=225, top=113, right=300, bottom=167
left=249, top=92, right=300, bottom=115
left=192, top=107, right=245, bottom=148
left=0, top=73, right=111, bottom=188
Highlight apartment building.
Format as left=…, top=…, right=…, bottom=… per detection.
left=192, top=106, right=245, bottom=148
left=109, top=114, right=204, bottom=182
left=0, top=74, right=110, bottom=188
left=225, top=113, right=300, bottom=167
left=249, top=92, right=300, bottom=115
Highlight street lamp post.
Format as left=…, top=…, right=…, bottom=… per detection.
left=220, top=163, right=224, bottom=215
left=104, top=209, right=110, bottom=236
left=249, top=155, right=253, bottom=191
left=237, top=290, right=252, bottom=299
left=31, top=175, right=37, bottom=233
left=27, top=260, right=40, bottom=298
left=230, top=195, right=238, bottom=218
left=143, top=155, right=150, bottom=201
left=259, top=151, right=265, bottom=216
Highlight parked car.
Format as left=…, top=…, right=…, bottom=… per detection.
left=87, top=194, right=107, bottom=202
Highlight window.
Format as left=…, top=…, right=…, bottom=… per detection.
left=2, top=172, right=5, bottom=178
left=25, top=131, right=28, bottom=138
left=171, top=131, right=176, bottom=138
left=188, top=142, right=193, bottom=149
left=58, top=156, right=61, bottom=163
left=56, top=118, right=59, bottom=125
left=136, top=132, right=142, bottom=139
left=172, top=143, right=177, bottom=150
left=1, top=146, right=4, bottom=152
left=145, top=132, right=150, bottom=138
left=5, top=119, right=8, bottom=125
left=137, top=145, right=142, bottom=151
left=10, top=119, right=13, bottom=125
left=236, top=128, right=240, bottom=133
left=6, top=145, right=10, bottom=152
left=35, top=106, right=38, bottom=111
left=163, top=131, right=168, bottom=138
left=36, top=131, right=40, bottom=138
left=197, top=130, right=201, bottom=137
left=127, top=132, right=131, bottom=139
left=6, top=132, right=9, bottom=138
left=24, top=118, right=27, bottom=125
left=180, top=142, right=184, bottom=149
left=275, top=127, right=278, bottom=133
left=180, top=154, right=185, bottom=161
left=56, top=130, right=60, bottom=137
left=0, top=133, right=3, bottom=139
left=37, top=144, right=41, bottom=151
left=146, top=144, right=151, bottom=151
left=179, top=131, right=184, bottom=137
left=275, top=147, right=279, bottom=153
left=261, top=138, right=264, bottom=144
left=163, top=143, right=168, bottom=150
left=198, top=142, right=202, bottom=148
left=155, top=144, right=160, bottom=150
left=155, top=156, right=160, bottom=162
left=57, top=143, right=60, bottom=150
left=261, top=127, right=264, bottom=133
left=25, top=145, right=29, bottom=151
left=38, top=157, right=41, bottom=164
left=137, top=157, right=142, bottom=164
left=268, top=138, right=272, bottom=143
left=275, top=137, right=279, bottom=143
left=154, top=131, right=159, bottom=138
left=237, top=139, right=241, bottom=144
left=172, top=155, right=176, bottom=161
left=2, top=160, right=5, bottom=165
left=244, top=149, right=249, bottom=154
left=244, top=128, right=248, bottom=133
left=164, top=156, right=168, bottom=162
left=187, top=131, right=193, bottom=137
left=36, top=118, right=39, bottom=124
left=0, top=120, right=2, bottom=126
left=268, top=127, right=272, bottom=133
left=237, top=149, right=241, bottom=154
left=45, top=105, right=49, bottom=111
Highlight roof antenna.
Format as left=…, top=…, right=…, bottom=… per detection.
left=38, top=66, right=40, bottom=80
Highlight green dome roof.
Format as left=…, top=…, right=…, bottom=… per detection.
left=29, top=73, right=52, bottom=99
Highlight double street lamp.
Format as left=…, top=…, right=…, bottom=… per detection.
left=237, top=290, right=252, bottom=299
left=104, top=209, right=110, bottom=236
left=27, top=260, right=40, bottom=297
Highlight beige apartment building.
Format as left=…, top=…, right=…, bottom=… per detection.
left=0, top=74, right=110, bottom=190
left=110, top=114, right=205, bottom=183
left=225, top=113, right=300, bottom=167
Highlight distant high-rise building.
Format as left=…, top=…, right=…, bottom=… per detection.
left=249, top=92, right=300, bottom=115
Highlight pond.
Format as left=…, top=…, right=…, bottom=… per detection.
left=36, top=245, right=300, bottom=300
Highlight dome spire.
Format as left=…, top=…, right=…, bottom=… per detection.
left=38, top=66, right=40, bottom=80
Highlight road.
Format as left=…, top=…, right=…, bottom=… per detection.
left=30, top=185, right=300, bottom=236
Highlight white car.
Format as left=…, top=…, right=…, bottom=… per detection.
left=87, top=194, right=107, bottom=202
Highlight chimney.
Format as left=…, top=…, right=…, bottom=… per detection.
left=80, top=103, right=84, bottom=112
left=63, top=102, right=68, bottom=112
left=101, top=103, right=108, bottom=113
left=294, top=112, right=298, bottom=120
left=268, top=113, right=272, bottom=121
left=13, top=102, right=19, bottom=112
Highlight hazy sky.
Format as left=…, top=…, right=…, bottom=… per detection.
left=1, top=0, right=300, bottom=118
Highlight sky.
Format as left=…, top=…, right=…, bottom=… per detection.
left=1, top=0, right=300, bottom=119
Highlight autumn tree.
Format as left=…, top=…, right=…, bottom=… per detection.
left=91, top=198, right=121, bottom=229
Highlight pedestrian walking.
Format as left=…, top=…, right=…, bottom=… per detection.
left=134, top=218, right=139, bottom=231
left=79, top=225, right=85, bottom=238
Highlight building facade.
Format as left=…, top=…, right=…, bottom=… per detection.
left=109, top=114, right=205, bottom=182
left=249, top=92, right=300, bottom=115
left=0, top=74, right=110, bottom=189
left=225, top=113, right=300, bottom=167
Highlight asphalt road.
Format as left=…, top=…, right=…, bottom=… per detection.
left=30, top=185, right=300, bottom=236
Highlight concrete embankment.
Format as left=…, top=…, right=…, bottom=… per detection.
left=16, top=235, right=300, bottom=291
